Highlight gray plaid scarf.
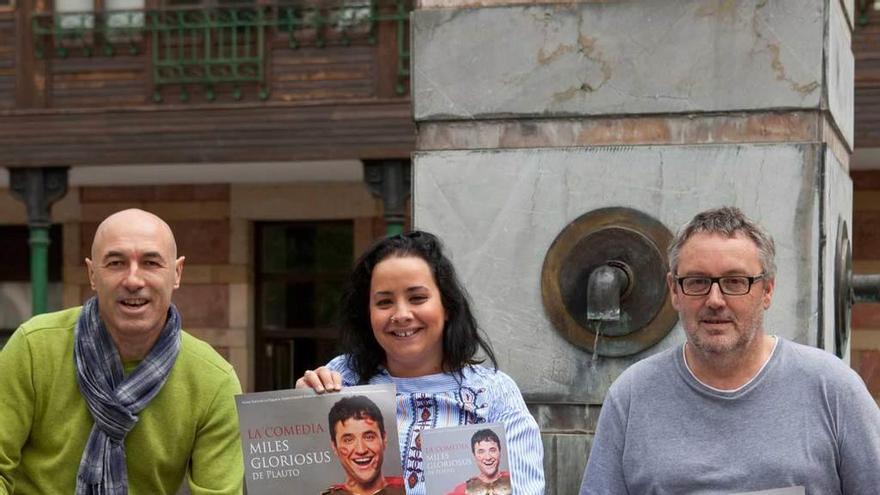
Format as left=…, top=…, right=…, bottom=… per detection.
left=74, top=296, right=181, bottom=495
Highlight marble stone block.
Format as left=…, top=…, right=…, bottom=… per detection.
left=414, top=1, right=827, bottom=121
left=413, top=143, right=844, bottom=403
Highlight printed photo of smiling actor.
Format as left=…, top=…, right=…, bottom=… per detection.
left=322, top=395, right=405, bottom=495
left=447, top=429, right=511, bottom=495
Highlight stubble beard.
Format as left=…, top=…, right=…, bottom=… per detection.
left=687, top=307, right=765, bottom=358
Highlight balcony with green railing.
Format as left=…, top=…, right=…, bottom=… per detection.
left=31, top=0, right=412, bottom=102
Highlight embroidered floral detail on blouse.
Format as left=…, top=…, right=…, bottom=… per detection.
left=405, top=395, right=436, bottom=489
left=458, top=386, right=487, bottom=424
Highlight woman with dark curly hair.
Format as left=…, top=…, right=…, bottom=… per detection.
left=296, top=231, right=544, bottom=495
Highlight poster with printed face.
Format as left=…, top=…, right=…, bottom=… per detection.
left=421, top=423, right=511, bottom=495
left=235, top=384, right=404, bottom=495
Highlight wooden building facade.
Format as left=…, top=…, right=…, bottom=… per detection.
left=0, top=0, right=416, bottom=392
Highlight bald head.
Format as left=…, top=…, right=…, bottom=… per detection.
left=85, top=209, right=185, bottom=358
left=91, top=209, right=177, bottom=261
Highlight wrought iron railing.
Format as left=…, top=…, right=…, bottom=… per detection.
left=149, top=7, right=268, bottom=102
left=31, top=0, right=412, bottom=102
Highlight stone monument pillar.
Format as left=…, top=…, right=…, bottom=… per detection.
left=411, top=1, right=855, bottom=493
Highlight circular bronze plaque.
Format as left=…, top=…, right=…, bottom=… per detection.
left=834, top=218, right=852, bottom=358
left=541, top=207, right=678, bottom=357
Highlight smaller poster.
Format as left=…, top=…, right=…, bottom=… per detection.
left=235, top=384, right=404, bottom=495
left=421, top=423, right=511, bottom=495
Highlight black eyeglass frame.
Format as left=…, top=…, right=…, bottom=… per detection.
left=674, top=273, right=766, bottom=296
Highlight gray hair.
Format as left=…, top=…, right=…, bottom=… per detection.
left=667, top=206, right=776, bottom=280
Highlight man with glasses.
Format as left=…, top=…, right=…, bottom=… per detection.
left=579, top=206, right=880, bottom=494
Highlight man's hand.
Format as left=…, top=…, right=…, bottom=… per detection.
left=294, top=367, right=343, bottom=393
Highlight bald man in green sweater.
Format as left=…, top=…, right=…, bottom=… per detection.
left=0, top=209, right=243, bottom=494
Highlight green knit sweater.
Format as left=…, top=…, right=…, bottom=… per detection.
left=0, top=307, right=244, bottom=494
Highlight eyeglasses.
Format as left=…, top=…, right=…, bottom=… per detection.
left=675, top=274, right=766, bottom=296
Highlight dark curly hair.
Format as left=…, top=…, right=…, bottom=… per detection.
left=340, top=231, right=497, bottom=383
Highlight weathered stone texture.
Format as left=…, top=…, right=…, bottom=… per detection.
left=414, top=143, right=823, bottom=402
left=828, top=0, right=855, bottom=148
left=414, top=1, right=825, bottom=120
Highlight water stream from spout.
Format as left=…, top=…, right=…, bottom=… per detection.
left=591, top=321, right=602, bottom=369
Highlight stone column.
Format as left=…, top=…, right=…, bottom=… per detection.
left=411, top=1, right=854, bottom=492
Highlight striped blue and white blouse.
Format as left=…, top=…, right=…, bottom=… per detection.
left=326, top=355, right=545, bottom=495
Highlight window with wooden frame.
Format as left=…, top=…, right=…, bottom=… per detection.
left=255, top=221, right=353, bottom=391
left=54, top=0, right=146, bottom=31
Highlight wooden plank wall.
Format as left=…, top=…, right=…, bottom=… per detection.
left=0, top=100, right=414, bottom=165
left=50, top=53, right=148, bottom=107
left=1, top=4, right=413, bottom=163
left=43, top=45, right=377, bottom=108
left=270, top=45, right=377, bottom=102
left=0, top=13, right=15, bottom=108
left=43, top=28, right=390, bottom=107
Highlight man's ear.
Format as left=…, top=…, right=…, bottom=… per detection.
left=762, top=277, right=775, bottom=310
left=85, top=258, right=96, bottom=290
left=666, top=273, right=680, bottom=311
left=173, top=256, right=185, bottom=289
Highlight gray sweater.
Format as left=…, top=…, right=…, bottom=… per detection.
left=579, top=337, right=880, bottom=494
